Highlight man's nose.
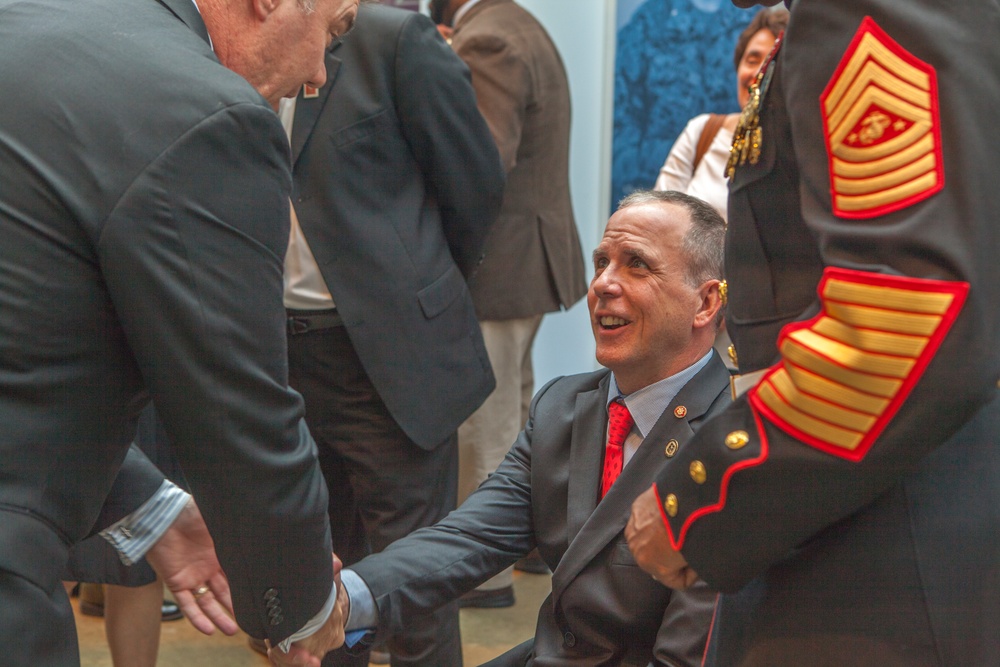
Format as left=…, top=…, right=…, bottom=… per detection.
left=593, top=266, right=623, bottom=296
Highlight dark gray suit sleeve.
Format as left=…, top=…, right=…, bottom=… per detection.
left=653, top=580, right=716, bottom=667
left=98, top=102, right=333, bottom=643
left=350, top=379, right=560, bottom=633
left=394, top=12, right=504, bottom=278
left=89, top=444, right=166, bottom=536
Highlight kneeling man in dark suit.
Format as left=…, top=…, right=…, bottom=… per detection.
left=286, top=190, right=730, bottom=667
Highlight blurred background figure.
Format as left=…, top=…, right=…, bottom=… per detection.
left=653, top=7, right=788, bottom=217
left=430, top=0, right=588, bottom=609
left=653, top=6, right=788, bottom=370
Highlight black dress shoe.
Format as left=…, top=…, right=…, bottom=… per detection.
left=78, top=598, right=183, bottom=622
left=459, top=585, right=515, bottom=609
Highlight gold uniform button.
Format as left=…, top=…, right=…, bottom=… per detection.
left=725, top=430, right=750, bottom=450
left=664, top=439, right=679, bottom=457
left=728, top=344, right=739, bottom=368
left=689, top=461, right=707, bottom=484
left=664, top=493, right=678, bottom=517
left=673, top=406, right=688, bottom=419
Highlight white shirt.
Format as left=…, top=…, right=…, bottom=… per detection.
left=277, top=96, right=336, bottom=310
left=654, top=113, right=734, bottom=221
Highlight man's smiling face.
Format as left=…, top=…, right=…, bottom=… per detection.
left=587, top=202, right=706, bottom=394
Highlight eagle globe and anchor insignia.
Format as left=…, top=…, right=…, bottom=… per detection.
left=820, top=16, right=944, bottom=219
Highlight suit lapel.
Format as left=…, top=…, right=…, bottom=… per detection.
left=154, top=0, right=210, bottom=46
left=551, top=354, right=731, bottom=602
left=563, top=374, right=610, bottom=546
left=291, top=49, right=342, bottom=167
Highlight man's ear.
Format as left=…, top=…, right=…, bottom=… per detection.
left=692, top=279, right=723, bottom=330
left=251, top=0, right=281, bottom=22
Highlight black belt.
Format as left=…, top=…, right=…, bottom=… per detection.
left=287, top=308, right=343, bottom=335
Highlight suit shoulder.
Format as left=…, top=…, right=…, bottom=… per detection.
left=532, top=369, right=610, bottom=406
left=354, top=2, right=435, bottom=40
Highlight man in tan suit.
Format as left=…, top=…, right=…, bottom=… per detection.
left=431, top=0, right=588, bottom=606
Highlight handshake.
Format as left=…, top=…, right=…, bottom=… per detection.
left=145, top=498, right=354, bottom=667
left=265, top=554, right=353, bottom=667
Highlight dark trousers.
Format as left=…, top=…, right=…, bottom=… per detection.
left=288, top=323, right=462, bottom=667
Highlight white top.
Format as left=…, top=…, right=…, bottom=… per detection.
left=653, top=113, right=734, bottom=221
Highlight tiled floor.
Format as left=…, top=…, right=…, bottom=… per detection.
left=75, top=571, right=550, bottom=666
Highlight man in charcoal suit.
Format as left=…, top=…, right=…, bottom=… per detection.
left=279, top=2, right=504, bottom=664
left=0, top=0, right=360, bottom=663
left=431, top=0, right=589, bottom=604
left=286, top=190, right=728, bottom=667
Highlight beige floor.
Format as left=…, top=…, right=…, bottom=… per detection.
left=75, top=571, right=550, bottom=667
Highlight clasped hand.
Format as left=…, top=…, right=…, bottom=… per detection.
left=625, top=486, right=700, bottom=590
left=267, top=554, right=350, bottom=667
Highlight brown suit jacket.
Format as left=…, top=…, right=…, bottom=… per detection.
left=452, top=0, right=587, bottom=320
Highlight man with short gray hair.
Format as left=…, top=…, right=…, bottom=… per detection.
left=0, top=0, right=358, bottom=662
left=284, top=190, right=728, bottom=667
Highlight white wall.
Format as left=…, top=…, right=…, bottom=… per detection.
left=518, top=0, right=617, bottom=386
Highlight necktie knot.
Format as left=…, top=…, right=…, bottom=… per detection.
left=601, top=399, right=634, bottom=498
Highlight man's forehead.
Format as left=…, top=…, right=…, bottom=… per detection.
left=602, top=203, right=686, bottom=243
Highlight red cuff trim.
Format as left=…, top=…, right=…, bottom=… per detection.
left=655, top=408, right=770, bottom=551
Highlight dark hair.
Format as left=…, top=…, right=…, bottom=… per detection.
left=733, top=7, right=789, bottom=71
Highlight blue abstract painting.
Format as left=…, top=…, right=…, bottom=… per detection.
left=611, top=0, right=753, bottom=210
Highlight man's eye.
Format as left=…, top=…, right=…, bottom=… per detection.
left=594, top=257, right=609, bottom=269
left=630, top=257, right=647, bottom=269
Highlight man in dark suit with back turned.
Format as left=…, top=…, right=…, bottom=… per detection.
left=0, top=0, right=359, bottom=663
left=290, top=190, right=725, bottom=667
left=431, top=0, right=589, bottom=605
left=278, top=2, right=504, bottom=664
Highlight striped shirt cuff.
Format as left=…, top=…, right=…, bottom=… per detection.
left=99, top=480, right=190, bottom=566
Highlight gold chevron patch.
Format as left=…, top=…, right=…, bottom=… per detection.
left=749, top=268, right=967, bottom=461
left=821, top=17, right=943, bottom=219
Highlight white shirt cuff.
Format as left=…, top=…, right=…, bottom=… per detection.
left=277, top=579, right=338, bottom=653
left=99, top=479, right=190, bottom=566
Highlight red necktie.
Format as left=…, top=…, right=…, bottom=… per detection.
left=601, top=399, right=634, bottom=498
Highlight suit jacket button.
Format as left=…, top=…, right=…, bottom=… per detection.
left=563, top=631, right=576, bottom=647
left=270, top=613, right=284, bottom=626
left=264, top=588, right=278, bottom=602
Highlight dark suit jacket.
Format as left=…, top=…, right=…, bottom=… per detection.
left=352, top=354, right=732, bottom=666
left=0, top=0, right=332, bottom=645
left=451, top=0, right=587, bottom=320
left=290, top=3, right=503, bottom=448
